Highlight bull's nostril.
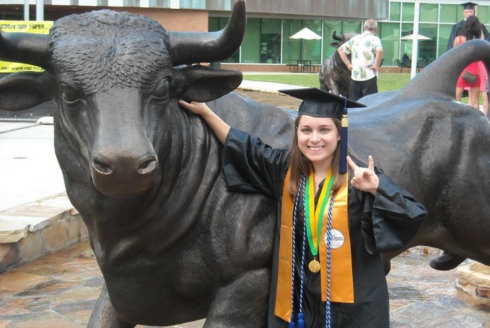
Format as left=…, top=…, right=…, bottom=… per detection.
left=93, top=160, right=113, bottom=174
left=138, top=160, right=157, bottom=174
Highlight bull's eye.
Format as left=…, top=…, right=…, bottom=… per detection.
left=153, top=78, right=170, bottom=99
left=60, top=83, right=81, bottom=104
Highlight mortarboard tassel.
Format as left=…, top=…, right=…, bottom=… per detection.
left=297, top=312, right=305, bottom=328
left=339, top=97, right=348, bottom=174
left=288, top=314, right=295, bottom=328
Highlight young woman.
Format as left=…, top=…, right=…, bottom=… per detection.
left=454, top=15, right=483, bottom=109
left=179, top=88, right=426, bottom=328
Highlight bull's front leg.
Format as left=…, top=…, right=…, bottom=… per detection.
left=88, top=284, right=135, bottom=328
left=204, top=268, right=269, bottom=328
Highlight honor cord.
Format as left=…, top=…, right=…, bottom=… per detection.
left=325, top=197, right=334, bottom=328
left=290, top=175, right=306, bottom=327
left=300, top=187, right=307, bottom=315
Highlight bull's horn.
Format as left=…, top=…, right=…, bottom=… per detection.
left=0, top=30, right=50, bottom=69
left=332, top=31, right=342, bottom=41
left=169, top=0, right=246, bottom=66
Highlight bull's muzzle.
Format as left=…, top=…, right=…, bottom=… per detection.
left=90, top=153, right=158, bottom=198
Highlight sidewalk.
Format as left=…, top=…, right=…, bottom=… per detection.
left=238, top=80, right=305, bottom=94
left=0, top=121, right=65, bottom=212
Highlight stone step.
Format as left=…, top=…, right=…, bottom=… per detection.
left=0, top=192, right=87, bottom=272
left=456, top=262, right=490, bottom=311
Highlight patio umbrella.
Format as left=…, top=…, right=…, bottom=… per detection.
left=400, top=33, right=431, bottom=41
left=289, top=27, right=322, bottom=40
left=289, top=27, right=322, bottom=61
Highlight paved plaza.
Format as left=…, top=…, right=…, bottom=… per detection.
left=0, top=240, right=489, bottom=327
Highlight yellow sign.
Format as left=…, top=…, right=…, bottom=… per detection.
left=0, top=21, right=53, bottom=73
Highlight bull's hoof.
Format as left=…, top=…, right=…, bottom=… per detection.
left=429, top=251, right=466, bottom=271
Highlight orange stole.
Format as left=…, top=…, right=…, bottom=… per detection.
left=274, top=169, right=354, bottom=322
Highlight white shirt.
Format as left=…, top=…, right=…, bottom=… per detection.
left=339, top=31, right=383, bottom=81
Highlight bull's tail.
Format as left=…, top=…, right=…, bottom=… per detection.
left=399, top=39, right=490, bottom=99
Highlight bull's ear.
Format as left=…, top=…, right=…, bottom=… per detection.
left=0, top=72, right=52, bottom=111
left=171, top=65, right=242, bottom=102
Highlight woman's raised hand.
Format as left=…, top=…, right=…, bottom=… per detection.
left=178, top=100, right=230, bottom=144
left=346, top=155, right=379, bottom=195
left=178, top=100, right=213, bottom=117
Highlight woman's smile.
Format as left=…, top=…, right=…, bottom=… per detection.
left=297, top=115, right=341, bottom=168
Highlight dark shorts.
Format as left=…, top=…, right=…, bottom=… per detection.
left=349, top=76, right=378, bottom=101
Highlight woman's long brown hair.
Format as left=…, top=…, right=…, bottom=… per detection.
left=287, top=116, right=348, bottom=199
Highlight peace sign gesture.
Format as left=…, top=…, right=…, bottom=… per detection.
left=346, top=155, right=379, bottom=196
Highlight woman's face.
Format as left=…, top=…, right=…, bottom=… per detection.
left=297, top=115, right=340, bottom=168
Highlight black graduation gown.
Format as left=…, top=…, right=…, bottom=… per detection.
left=447, top=20, right=490, bottom=51
left=222, top=128, right=427, bottom=328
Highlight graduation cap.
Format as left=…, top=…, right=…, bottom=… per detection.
left=461, top=2, right=477, bottom=10
left=279, top=87, right=366, bottom=174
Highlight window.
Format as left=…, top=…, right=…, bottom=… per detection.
left=402, top=2, right=414, bottom=22
left=260, top=19, right=281, bottom=63
left=379, top=22, right=400, bottom=66
left=440, top=4, right=459, bottom=23
left=322, top=20, right=343, bottom=60
left=418, top=24, right=437, bottom=66
left=208, top=17, right=239, bottom=63
left=241, top=18, right=261, bottom=63
left=179, top=0, right=204, bottom=9
left=303, top=20, right=322, bottom=64
left=282, top=19, right=303, bottom=64
left=478, top=6, right=490, bottom=25
left=420, top=3, right=438, bottom=23
left=400, top=23, right=414, bottom=61
left=342, top=21, right=362, bottom=34
left=390, top=1, right=401, bottom=21
left=439, top=24, right=453, bottom=55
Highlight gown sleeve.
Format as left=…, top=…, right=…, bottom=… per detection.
left=360, top=168, right=427, bottom=254
left=447, top=24, right=458, bottom=51
left=222, top=128, right=290, bottom=199
left=482, top=24, right=490, bottom=42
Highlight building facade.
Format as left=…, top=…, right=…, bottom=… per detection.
left=0, top=0, right=488, bottom=72
left=211, top=1, right=490, bottom=71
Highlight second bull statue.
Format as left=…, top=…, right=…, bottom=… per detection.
left=319, top=31, right=357, bottom=96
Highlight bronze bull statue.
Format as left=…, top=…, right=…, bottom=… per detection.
left=0, top=2, right=295, bottom=327
left=352, top=39, right=490, bottom=270
left=1, top=0, right=490, bottom=326
left=319, top=31, right=357, bottom=96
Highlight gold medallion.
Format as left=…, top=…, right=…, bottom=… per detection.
left=308, top=259, right=321, bottom=273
